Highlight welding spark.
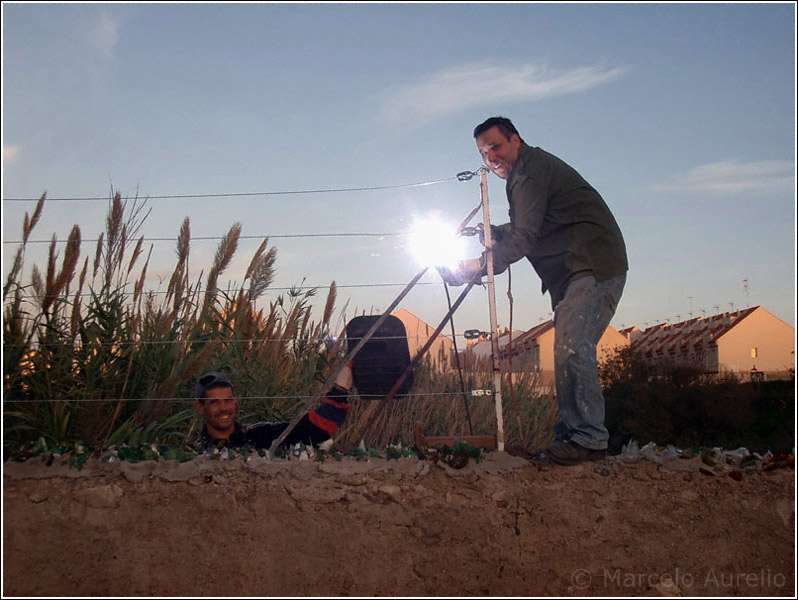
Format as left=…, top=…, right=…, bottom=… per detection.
left=407, top=214, right=467, bottom=271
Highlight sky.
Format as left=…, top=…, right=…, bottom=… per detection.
left=2, top=2, right=796, bottom=342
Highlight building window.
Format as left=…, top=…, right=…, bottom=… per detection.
left=751, top=347, right=758, bottom=358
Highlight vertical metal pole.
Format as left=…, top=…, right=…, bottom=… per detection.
left=479, top=169, right=506, bottom=452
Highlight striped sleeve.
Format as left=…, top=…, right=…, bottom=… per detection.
left=308, top=361, right=352, bottom=437
left=308, top=388, right=350, bottom=436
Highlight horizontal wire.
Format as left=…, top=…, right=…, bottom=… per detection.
left=3, top=231, right=410, bottom=246
left=2, top=332, right=484, bottom=350
left=3, top=177, right=459, bottom=203
left=1, top=279, right=451, bottom=304
left=1, top=390, right=485, bottom=404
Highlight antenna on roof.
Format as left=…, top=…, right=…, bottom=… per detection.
left=687, top=296, right=694, bottom=319
left=743, top=279, right=750, bottom=307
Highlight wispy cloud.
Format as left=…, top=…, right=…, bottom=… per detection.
left=88, top=11, right=119, bottom=59
left=3, top=145, right=19, bottom=166
left=655, top=160, right=795, bottom=196
left=375, top=61, right=629, bottom=129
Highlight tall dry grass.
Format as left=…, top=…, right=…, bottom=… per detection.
left=337, top=353, right=558, bottom=451
left=2, top=192, right=339, bottom=449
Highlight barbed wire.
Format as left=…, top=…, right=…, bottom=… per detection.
left=2, top=176, right=459, bottom=203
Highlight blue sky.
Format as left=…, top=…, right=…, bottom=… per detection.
left=3, top=2, right=796, bottom=338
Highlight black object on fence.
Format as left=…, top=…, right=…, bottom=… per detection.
left=346, top=315, right=413, bottom=400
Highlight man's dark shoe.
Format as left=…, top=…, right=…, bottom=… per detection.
left=529, top=450, right=555, bottom=470
left=546, top=439, right=606, bottom=466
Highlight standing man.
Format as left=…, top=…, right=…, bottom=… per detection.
left=194, top=367, right=352, bottom=452
left=444, top=116, right=628, bottom=466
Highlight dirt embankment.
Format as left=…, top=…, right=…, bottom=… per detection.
left=2, top=451, right=795, bottom=597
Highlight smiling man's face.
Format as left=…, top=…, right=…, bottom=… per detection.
left=196, top=385, right=237, bottom=439
left=475, top=125, right=522, bottom=180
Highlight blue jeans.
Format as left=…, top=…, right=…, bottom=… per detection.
left=552, top=273, right=626, bottom=450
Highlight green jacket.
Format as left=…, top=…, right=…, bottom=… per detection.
left=487, top=143, right=628, bottom=309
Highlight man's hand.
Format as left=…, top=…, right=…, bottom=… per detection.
left=438, top=258, right=484, bottom=286
left=478, top=223, right=505, bottom=246
left=438, top=266, right=467, bottom=286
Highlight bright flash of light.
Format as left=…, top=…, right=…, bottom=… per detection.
left=408, top=214, right=467, bottom=270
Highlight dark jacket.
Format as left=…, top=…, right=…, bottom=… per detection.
left=488, top=143, right=628, bottom=309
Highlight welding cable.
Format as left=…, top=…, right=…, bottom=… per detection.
left=442, top=278, right=474, bottom=436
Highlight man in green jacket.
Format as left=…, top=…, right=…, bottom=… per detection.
left=444, top=116, right=628, bottom=466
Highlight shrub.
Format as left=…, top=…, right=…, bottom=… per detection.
left=601, top=346, right=795, bottom=453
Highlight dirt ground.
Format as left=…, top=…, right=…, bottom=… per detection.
left=2, top=448, right=795, bottom=598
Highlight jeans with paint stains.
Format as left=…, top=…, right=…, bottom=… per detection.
left=552, top=273, right=626, bottom=451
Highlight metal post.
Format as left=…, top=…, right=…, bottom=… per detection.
left=479, top=169, right=506, bottom=452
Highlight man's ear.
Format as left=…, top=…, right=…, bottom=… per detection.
left=195, top=400, right=205, bottom=416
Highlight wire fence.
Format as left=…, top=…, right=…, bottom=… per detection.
left=2, top=174, right=481, bottom=303
left=3, top=171, right=519, bottom=427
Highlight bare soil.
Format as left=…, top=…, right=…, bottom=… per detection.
left=2, top=450, right=795, bottom=597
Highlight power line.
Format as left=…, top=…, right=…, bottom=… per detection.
left=2, top=177, right=459, bottom=203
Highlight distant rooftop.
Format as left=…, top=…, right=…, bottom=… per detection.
left=620, top=306, right=759, bottom=356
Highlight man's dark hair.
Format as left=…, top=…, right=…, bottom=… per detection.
left=195, top=372, right=233, bottom=401
left=473, top=116, right=524, bottom=143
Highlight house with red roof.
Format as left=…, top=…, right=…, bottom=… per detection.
left=619, top=306, right=794, bottom=379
